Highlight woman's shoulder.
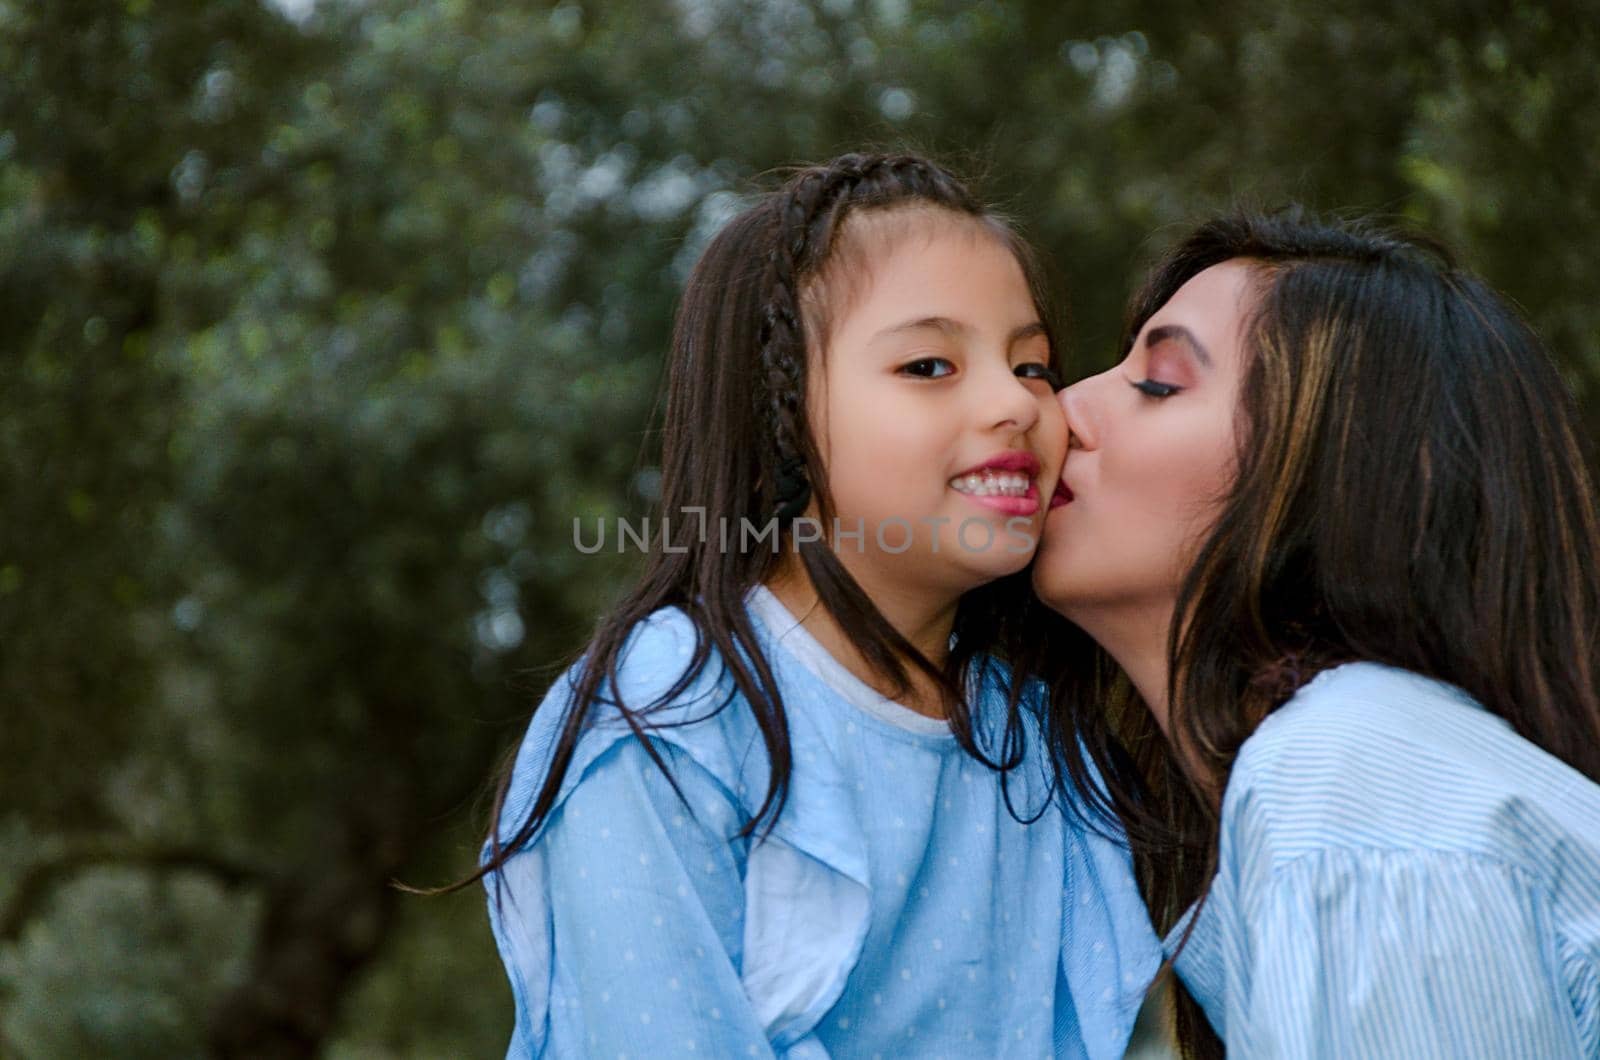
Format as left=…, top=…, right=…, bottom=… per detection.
left=1235, top=661, right=1488, bottom=771
left=1223, top=661, right=1600, bottom=878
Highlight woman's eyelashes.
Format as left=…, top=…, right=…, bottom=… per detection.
left=1130, top=377, right=1183, bottom=399
left=1127, top=341, right=1192, bottom=398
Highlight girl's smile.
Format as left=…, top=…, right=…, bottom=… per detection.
left=948, top=450, right=1042, bottom=515
left=804, top=208, right=1067, bottom=593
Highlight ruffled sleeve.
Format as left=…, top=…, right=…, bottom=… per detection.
left=1212, top=846, right=1587, bottom=1057
left=490, top=736, right=773, bottom=1057
left=484, top=608, right=871, bottom=1058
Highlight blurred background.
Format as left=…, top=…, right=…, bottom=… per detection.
left=2, top=0, right=1596, bottom=1055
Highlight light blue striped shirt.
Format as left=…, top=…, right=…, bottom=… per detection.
left=1170, top=661, right=1600, bottom=1057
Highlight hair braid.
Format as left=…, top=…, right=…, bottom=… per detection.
left=756, top=153, right=983, bottom=520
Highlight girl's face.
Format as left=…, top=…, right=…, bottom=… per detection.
left=809, top=212, right=1067, bottom=595
left=1032, top=261, right=1254, bottom=626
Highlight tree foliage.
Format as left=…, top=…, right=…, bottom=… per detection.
left=2, top=0, right=1595, bottom=1053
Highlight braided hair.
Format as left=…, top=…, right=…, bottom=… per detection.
left=464, top=152, right=1067, bottom=898
left=758, top=154, right=990, bottom=519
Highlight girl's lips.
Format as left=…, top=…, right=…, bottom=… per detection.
left=1049, top=480, right=1074, bottom=509
left=951, top=450, right=1042, bottom=478
left=960, top=492, right=1039, bottom=516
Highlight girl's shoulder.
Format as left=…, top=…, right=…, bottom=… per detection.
left=597, top=605, right=742, bottom=725
left=497, top=606, right=765, bottom=841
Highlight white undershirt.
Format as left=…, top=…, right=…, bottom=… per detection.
left=746, top=585, right=954, bottom=737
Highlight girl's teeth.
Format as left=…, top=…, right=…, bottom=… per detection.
left=951, top=471, right=1033, bottom=497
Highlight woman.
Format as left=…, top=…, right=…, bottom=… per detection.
left=1026, top=208, right=1600, bottom=1057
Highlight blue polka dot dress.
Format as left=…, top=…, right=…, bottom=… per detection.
left=484, top=587, right=1160, bottom=1059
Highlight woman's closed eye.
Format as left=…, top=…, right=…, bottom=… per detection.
left=1130, top=377, right=1184, bottom=399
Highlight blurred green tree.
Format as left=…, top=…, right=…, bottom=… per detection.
left=1, top=0, right=1593, bottom=1054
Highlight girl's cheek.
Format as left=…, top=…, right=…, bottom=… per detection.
left=1044, top=408, right=1069, bottom=479
left=1035, top=387, right=1068, bottom=433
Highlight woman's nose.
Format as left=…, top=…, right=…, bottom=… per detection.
left=1058, top=375, right=1103, bottom=451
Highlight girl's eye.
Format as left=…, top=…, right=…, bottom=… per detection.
left=1015, top=362, right=1063, bottom=390
left=1130, top=378, right=1183, bottom=399
left=900, top=357, right=955, bottom=379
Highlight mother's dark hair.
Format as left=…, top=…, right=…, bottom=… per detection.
left=1027, top=206, right=1600, bottom=1057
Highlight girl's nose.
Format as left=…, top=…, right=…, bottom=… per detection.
left=987, top=363, right=1042, bottom=434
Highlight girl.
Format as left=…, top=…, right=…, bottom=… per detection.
left=1029, top=208, right=1600, bottom=1057
left=477, top=154, right=1161, bottom=1058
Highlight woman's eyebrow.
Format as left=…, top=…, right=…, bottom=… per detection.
left=1145, top=323, right=1213, bottom=367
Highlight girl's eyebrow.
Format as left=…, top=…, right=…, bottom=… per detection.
left=1145, top=323, right=1213, bottom=367
left=874, top=316, right=1047, bottom=346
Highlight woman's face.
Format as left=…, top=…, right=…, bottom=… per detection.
left=1033, top=261, right=1255, bottom=627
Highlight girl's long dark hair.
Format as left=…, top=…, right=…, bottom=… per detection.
left=456, top=153, right=1066, bottom=896
left=1027, top=207, right=1600, bottom=1058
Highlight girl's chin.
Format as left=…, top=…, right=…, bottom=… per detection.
left=892, top=537, right=1037, bottom=590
